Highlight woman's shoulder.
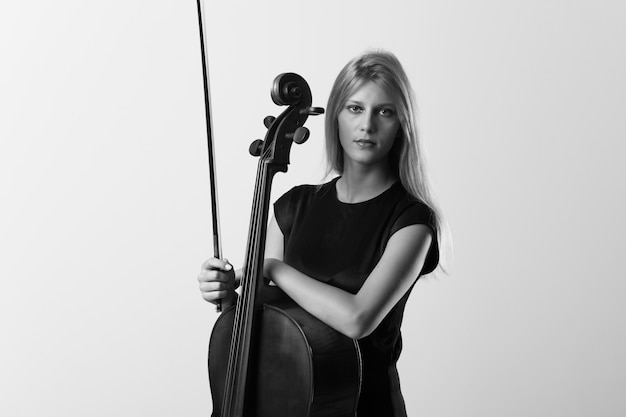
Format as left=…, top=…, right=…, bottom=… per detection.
left=391, top=182, right=433, bottom=212
left=388, top=184, right=437, bottom=232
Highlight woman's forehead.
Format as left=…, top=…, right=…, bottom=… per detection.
left=345, top=80, right=396, bottom=106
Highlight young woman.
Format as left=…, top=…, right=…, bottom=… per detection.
left=198, top=50, right=445, bottom=417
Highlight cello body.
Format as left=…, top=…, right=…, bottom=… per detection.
left=209, top=286, right=362, bottom=417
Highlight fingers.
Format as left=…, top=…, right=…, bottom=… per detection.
left=199, top=280, right=231, bottom=304
left=198, top=257, right=236, bottom=305
left=201, top=289, right=230, bottom=304
left=197, top=268, right=232, bottom=284
left=201, top=257, right=233, bottom=273
left=199, top=258, right=233, bottom=282
left=198, top=275, right=233, bottom=304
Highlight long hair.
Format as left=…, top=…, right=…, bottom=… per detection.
left=325, top=50, right=450, bottom=273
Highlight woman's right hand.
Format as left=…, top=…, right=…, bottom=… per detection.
left=198, top=258, right=237, bottom=308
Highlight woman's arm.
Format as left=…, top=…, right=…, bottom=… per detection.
left=263, top=216, right=433, bottom=339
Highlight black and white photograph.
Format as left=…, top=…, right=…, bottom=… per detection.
left=1, top=1, right=624, bottom=416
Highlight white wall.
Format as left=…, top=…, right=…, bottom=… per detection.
left=1, top=1, right=624, bottom=416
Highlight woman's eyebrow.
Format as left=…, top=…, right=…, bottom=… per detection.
left=345, top=100, right=395, bottom=107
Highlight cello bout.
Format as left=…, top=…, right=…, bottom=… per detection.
left=209, top=287, right=362, bottom=417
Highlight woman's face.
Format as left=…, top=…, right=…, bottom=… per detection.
left=337, top=81, right=401, bottom=170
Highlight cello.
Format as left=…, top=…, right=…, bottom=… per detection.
left=207, top=73, right=362, bottom=417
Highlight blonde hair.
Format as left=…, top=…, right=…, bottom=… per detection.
left=325, top=50, right=450, bottom=273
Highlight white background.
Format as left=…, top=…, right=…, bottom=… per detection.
left=1, top=1, right=625, bottom=416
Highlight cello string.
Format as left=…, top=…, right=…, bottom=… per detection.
left=237, top=158, right=271, bottom=401
left=223, top=157, right=267, bottom=414
left=223, top=160, right=264, bottom=413
left=232, top=161, right=265, bottom=414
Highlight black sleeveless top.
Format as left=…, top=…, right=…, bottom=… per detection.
left=274, top=177, right=439, bottom=417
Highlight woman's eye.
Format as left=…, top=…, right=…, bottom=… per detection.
left=379, top=108, right=395, bottom=117
left=347, top=105, right=362, bottom=113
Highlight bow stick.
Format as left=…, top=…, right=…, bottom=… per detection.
left=196, top=0, right=223, bottom=312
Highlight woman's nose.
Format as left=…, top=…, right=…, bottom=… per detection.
left=359, top=112, right=376, bottom=133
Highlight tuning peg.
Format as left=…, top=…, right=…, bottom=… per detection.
left=292, top=127, right=310, bottom=144
left=263, top=116, right=276, bottom=128
left=249, top=139, right=264, bottom=156
left=299, top=107, right=325, bottom=116
left=286, top=127, right=310, bottom=144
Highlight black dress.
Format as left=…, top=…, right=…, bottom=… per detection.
left=274, top=177, right=439, bottom=417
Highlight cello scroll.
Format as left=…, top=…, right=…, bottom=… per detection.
left=249, top=73, right=324, bottom=168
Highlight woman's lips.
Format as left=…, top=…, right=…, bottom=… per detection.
left=354, top=139, right=376, bottom=147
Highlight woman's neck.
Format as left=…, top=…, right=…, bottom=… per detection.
left=336, top=163, right=397, bottom=204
